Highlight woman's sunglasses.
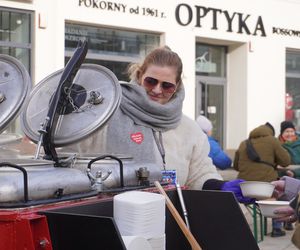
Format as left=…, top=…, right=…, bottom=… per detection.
left=143, top=76, right=177, bottom=94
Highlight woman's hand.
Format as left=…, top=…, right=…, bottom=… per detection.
left=286, top=170, right=295, bottom=177
left=271, top=180, right=286, bottom=199
left=273, top=206, right=297, bottom=223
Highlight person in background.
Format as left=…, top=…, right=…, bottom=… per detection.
left=66, top=46, right=250, bottom=202
left=233, top=122, right=291, bottom=237
left=271, top=176, right=300, bottom=247
left=278, top=121, right=300, bottom=179
left=277, top=120, right=300, bottom=231
left=196, top=115, right=232, bottom=170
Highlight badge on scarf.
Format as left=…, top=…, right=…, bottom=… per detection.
left=130, top=132, right=144, bottom=144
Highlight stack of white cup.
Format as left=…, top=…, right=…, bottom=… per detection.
left=114, top=191, right=166, bottom=250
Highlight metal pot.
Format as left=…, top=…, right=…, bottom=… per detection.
left=0, top=158, right=91, bottom=203
left=60, top=153, right=162, bottom=190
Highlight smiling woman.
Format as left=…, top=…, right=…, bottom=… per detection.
left=139, top=66, right=177, bottom=104
left=278, top=121, right=300, bottom=178
left=128, top=46, right=182, bottom=104
left=65, top=46, right=251, bottom=203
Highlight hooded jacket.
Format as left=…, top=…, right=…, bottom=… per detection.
left=207, top=136, right=232, bottom=170
left=233, top=124, right=291, bottom=182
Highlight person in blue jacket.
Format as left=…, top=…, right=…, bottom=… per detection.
left=196, top=115, right=232, bottom=170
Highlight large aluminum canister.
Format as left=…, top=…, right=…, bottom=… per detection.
left=0, top=59, right=123, bottom=204
left=0, top=55, right=31, bottom=157
left=65, top=154, right=162, bottom=189
left=0, top=55, right=31, bottom=133
left=0, top=158, right=91, bottom=203
left=0, top=54, right=32, bottom=161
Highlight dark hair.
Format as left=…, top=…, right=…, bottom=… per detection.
left=128, top=46, right=183, bottom=88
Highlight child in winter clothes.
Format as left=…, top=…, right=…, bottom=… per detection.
left=196, top=115, right=232, bottom=170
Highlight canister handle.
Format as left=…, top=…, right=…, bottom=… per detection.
left=0, top=162, right=29, bottom=202
left=87, top=155, right=124, bottom=188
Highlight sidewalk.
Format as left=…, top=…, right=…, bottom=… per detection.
left=258, top=230, right=297, bottom=250
left=241, top=205, right=298, bottom=250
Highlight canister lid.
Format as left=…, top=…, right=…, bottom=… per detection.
left=21, top=64, right=121, bottom=146
left=0, top=55, right=31, bottom=133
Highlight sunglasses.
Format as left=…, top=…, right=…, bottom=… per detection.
left=143, top=76, right=177, bottom=94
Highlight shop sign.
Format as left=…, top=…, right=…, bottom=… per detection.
left=78, top=0, right=166, bottom=18
left=273, top=27, right=300, bottom=38
left=175, top=3, right=266, bottom=37
left=77, top=1, right=299, bottom=39
left=65, top=26, right=89, bottom=42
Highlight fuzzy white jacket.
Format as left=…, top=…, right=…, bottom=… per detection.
left=64, top=113, right=222, bottom=190
left=163, top=114, right=222, bottom=189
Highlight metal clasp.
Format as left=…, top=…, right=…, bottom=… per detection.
left=136, top=167, right=150, bottom=186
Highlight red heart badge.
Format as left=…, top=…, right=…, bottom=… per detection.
left=130, top=132, right=144, bottom=144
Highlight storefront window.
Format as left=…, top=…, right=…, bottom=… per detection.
left=286, top=51, right=300, bottom=131
left=0, top=8, right=32, bottom=72
left=65, top=23, right=160, bottom=81
left=195, top=43, right=227, bottom=146
left=195, top=43, right=226, bottom=77
left=0, top=46, right=30, bottom=69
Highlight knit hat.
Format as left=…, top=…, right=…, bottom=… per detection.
left=280, top=121, right=295, bottom=135
left=196, top=115, right=213, bottom=134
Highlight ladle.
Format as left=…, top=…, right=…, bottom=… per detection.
left=154, top=181, right=202, bottom=250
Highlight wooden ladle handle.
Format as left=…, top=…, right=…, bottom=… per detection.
left=154, top=181, right=202, bottom=250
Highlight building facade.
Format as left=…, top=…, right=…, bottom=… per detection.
left=1, top=0, right=300, bottom=149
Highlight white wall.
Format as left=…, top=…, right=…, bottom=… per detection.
left=33, top=1, right=64, bottom=83
left=227, top=43, right=248, bottom=149
left=247, top=39, right=286, bottom=136
left=2, top=0, right=300, bottom=149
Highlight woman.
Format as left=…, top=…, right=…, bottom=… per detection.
left=278, top=121, right=300, bottom=179
left=68, top=46, right=248, bottom=199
